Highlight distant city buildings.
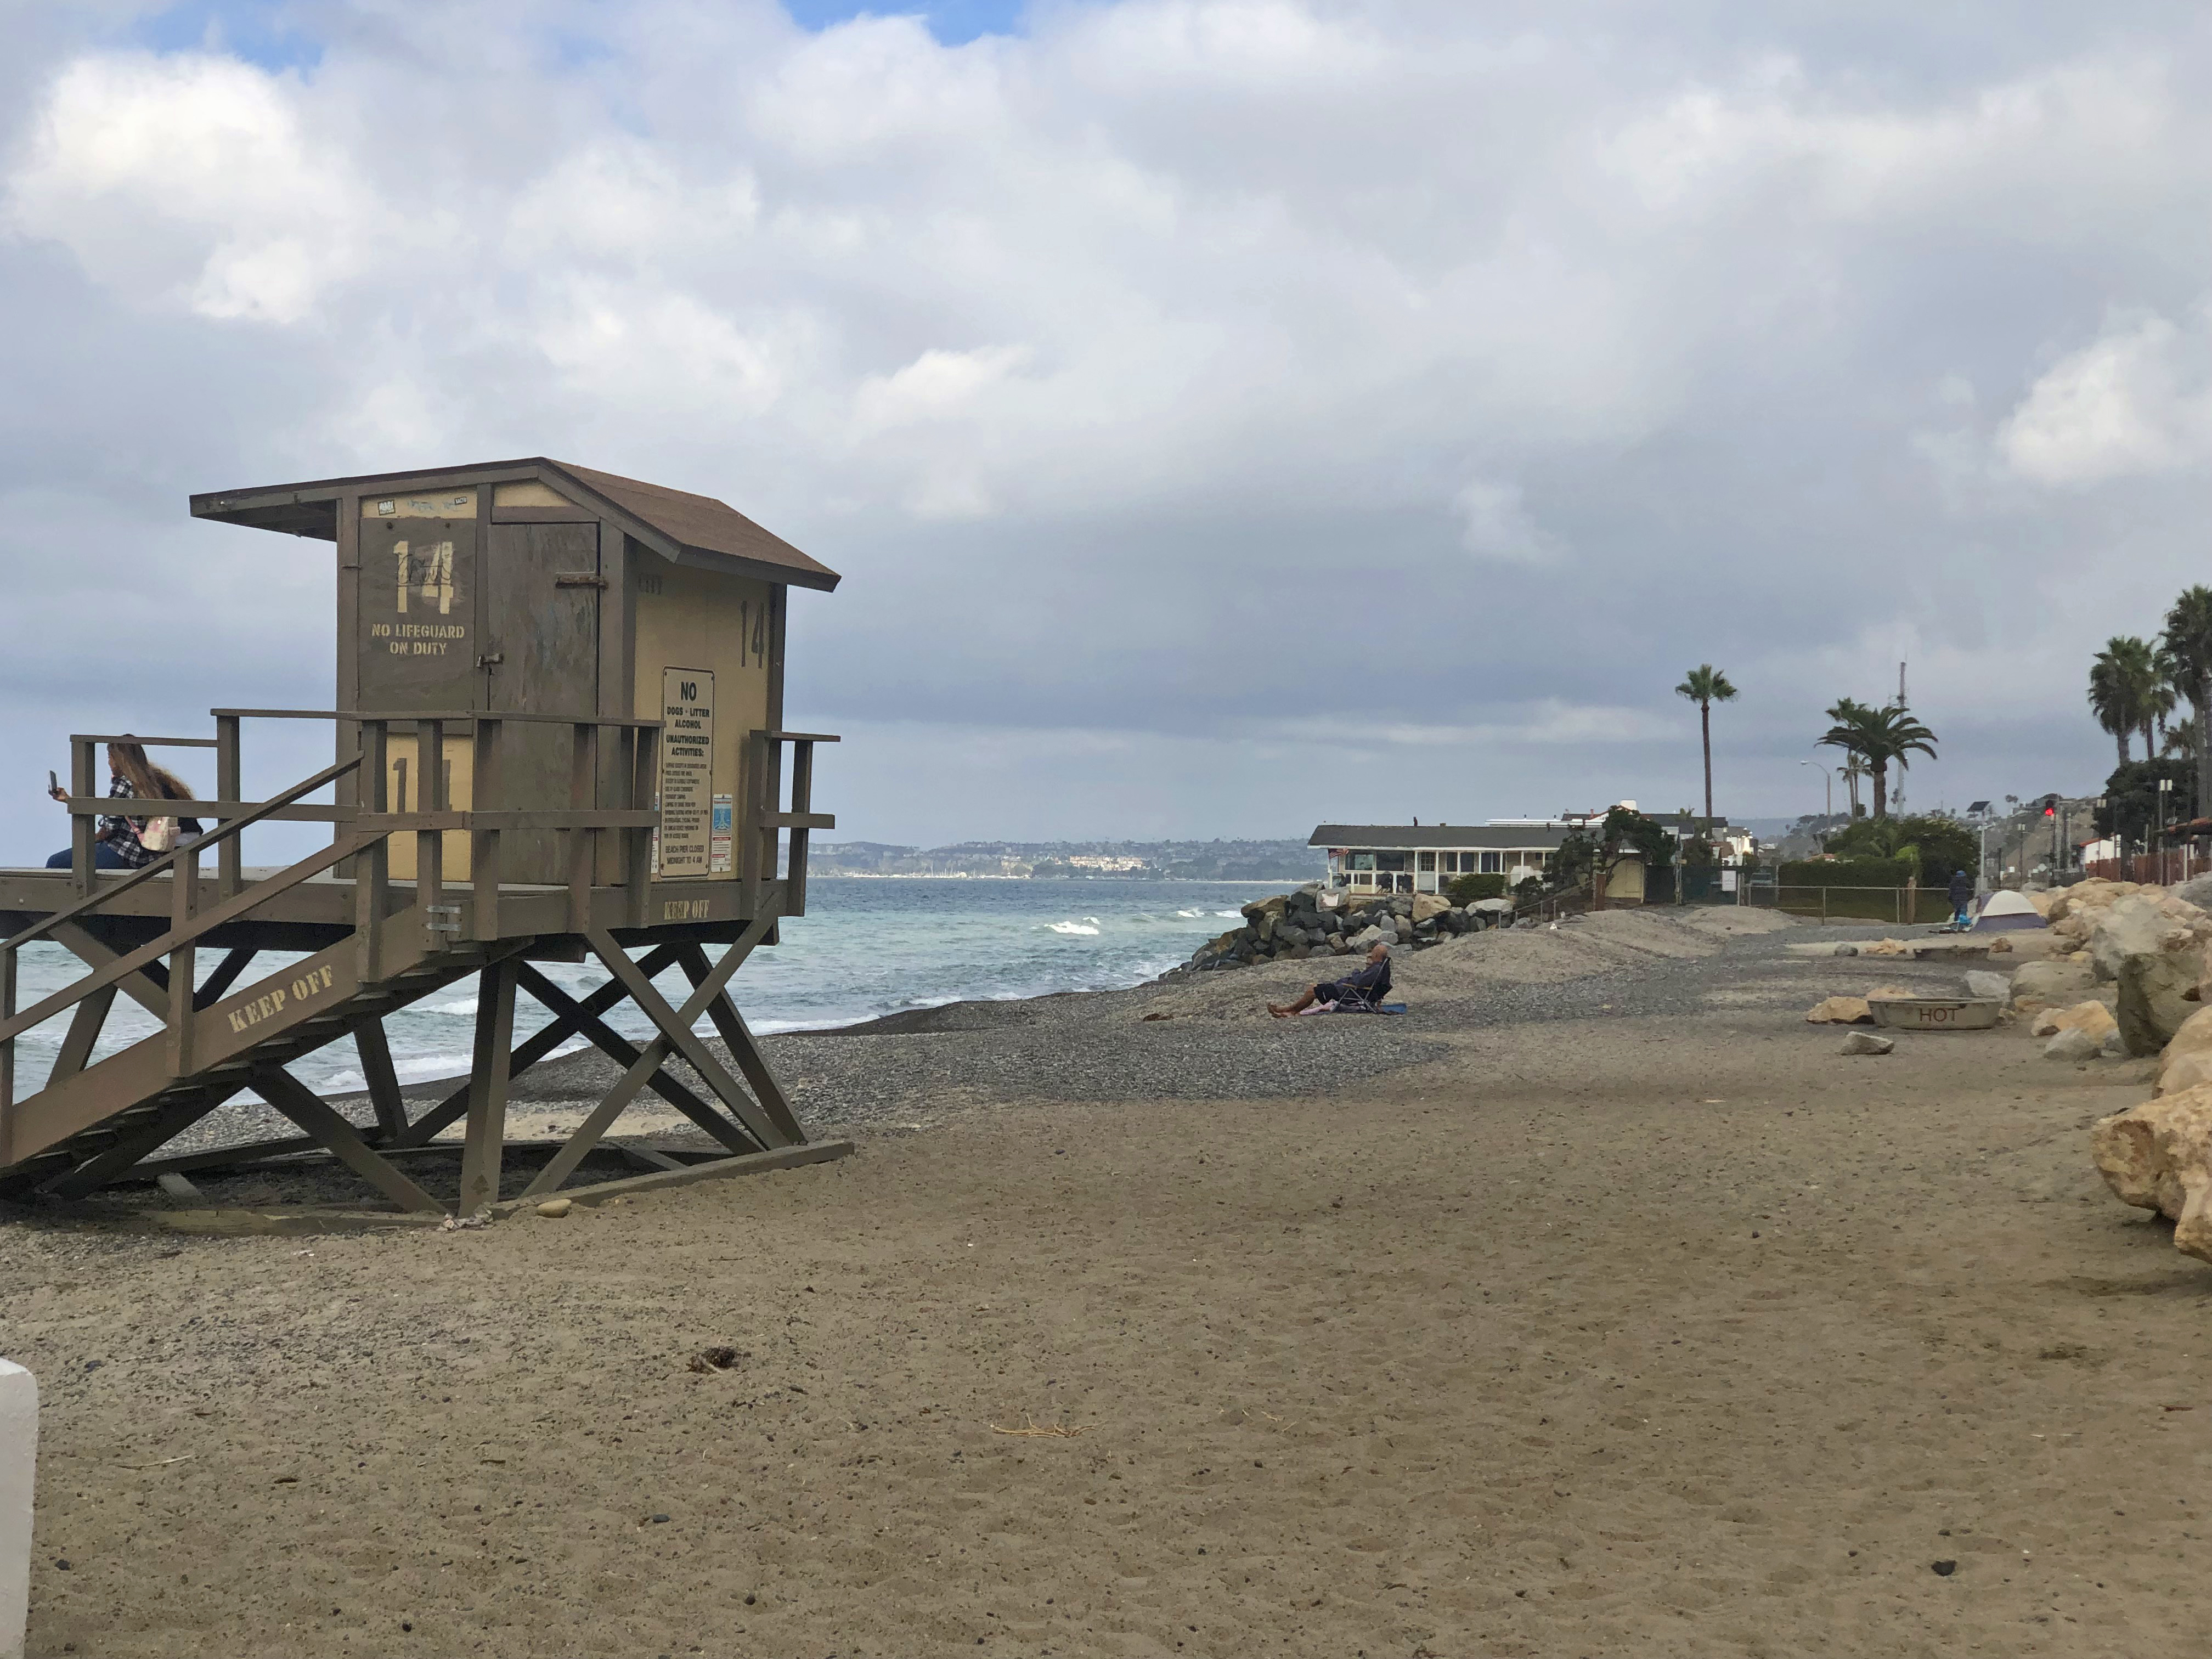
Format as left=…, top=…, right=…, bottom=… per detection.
left=805, top=839, right=1325, bottom=881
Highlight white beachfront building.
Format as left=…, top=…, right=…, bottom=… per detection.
left=1309, top=822, right=1570, bottom=895
left=1311, top=808, right=1737, bottom=896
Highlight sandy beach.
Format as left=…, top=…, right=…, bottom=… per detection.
left=4, top=907, right=2207, bottom=1656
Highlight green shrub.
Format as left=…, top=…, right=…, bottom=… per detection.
left=1823, top=815, right=1978, bottom=885
left=1446, top=872, right=1507, bottom=904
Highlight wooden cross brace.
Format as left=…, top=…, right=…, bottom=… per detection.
left=37, top=918, right=813, bottom=1217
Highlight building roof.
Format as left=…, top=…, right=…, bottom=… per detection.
left=1310, top=823, right=1572, bottom=851
left=189, top=457, right=839, bottom=591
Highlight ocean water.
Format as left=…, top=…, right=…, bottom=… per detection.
left=6, top=877, right=1275, bottom=1098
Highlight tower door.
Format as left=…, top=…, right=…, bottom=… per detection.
left=481, top=521, right=602, bottom=882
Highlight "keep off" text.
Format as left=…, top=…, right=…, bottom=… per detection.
left=225, top=964, right=337, bottom=1035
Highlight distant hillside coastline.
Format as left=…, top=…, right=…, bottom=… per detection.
left=811, top=839, right=1325, bottom=882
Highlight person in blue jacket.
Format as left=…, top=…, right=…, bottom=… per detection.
left=1947, top=867, right=1974, bottom=927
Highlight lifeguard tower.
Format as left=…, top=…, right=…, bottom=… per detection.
left=0, top=458, right=848, bottom=1218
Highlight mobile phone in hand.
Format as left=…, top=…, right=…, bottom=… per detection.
left=48, top=769, right=64, bottom=800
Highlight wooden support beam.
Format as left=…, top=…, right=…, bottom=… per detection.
left=191, top=947, right=258, bottom=1011
left=519, top=1034, right=673, bottom=1198
left=456, top=960, right=519, bottom=1216
left=48, top=986, right=115, bottom=1085
left=491, top=1139, right=853, bottom=1216
left=38, top=1088, right=239, bottom=1199
left=49, top=921, right=171, bottom=1020
left=250, top=1066, right=443, bottom=1214
left=584, top=921, right=790, bottom=1149
left=8, top=837, right=367, bottom=1043
left=126, top=1134, right=321, bottom=1181
left=470, top=717, right=504, bottom=940
left=511, top=962, right=753, bottom=1153
left=215, top=713, right=242, bottom=899
left=353, top=1017, right=408, bottom=1141
left=167, top=842, right=199, bottom=1078
left=356, top=720, right=389, bottom=985
left=674, top=943, right=808, bottom=1146
left=393, top=944, right=683, bottom=1148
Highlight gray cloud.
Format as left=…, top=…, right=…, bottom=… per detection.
left=2, top=0, right=2209, bottom=853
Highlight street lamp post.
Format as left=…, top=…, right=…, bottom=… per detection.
left=1799, top=760, right=1831, bottom=840
left=2158, top=776, right=2174, bottom=883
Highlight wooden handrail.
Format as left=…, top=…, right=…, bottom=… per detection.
left=61, top=797, right=347, bottom=821
left=213, top=707, right=664, bottom=729
left=3, top=753, right=364, bottom=956
left=0, top=833, right=371, bottom=1046
left=70, top=734, right=221, bottom=749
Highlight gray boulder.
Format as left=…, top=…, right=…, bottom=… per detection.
left=2091, top=896, right=2169, bottom=984
left=2084, top=895, right=2204, bottom=1054
left=2175, top=873, right=2212, bottom=911
left=1963, top=970, right=2010, bottom=1001
left=2044, top=1026, right=2101, bottom=1063
left=1839, top=1031, right=1894, bottom=1056
left=2118, top=949, right=2198, bottom=1056
left=2009, top=959, right=2094, bottom=1013
left=1348, top=923, right=1387, bottom=949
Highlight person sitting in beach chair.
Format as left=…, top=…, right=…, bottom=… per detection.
left=1268, top=943, right=1392, bottom=1019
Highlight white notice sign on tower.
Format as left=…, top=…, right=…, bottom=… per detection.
left=658, top=668, right=716, bottom=878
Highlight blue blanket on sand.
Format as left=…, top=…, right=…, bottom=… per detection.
left=1299, top=1001, right=1408, bottom=1016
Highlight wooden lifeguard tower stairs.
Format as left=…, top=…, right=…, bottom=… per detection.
left=0, top=459, right=851, bottom=1217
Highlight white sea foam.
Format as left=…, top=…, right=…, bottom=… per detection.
left=1046, top=917, right=1103, bottom=936
left=1176, top=908, right=1206, bottom=918
left=303, top=1049, right=489, bottom=1094
left=1215, top=909, right=1243, bottom=918
left=422, top=996, right=479, bottom=1017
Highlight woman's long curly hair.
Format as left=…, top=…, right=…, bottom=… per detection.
left=107, top=741, right=194, bottom=803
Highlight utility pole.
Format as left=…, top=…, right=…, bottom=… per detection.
left=1893, top=661, right=1910, bottom=815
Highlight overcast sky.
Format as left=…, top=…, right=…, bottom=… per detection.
left=3, top=0, right=2209, bottom=851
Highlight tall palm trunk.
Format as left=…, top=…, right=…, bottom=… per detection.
left=1700, top=700, right=1713, bottom=823
left=2199, top=681, right=2211, bottom=821
left=1871, top=760, right=1889, bottom=820
left=2116, top=731, right=2132, bottom=768
left=2142, top=720, right=2156, bottom=764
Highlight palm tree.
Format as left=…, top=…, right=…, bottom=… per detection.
left=2150, top=640, right=2180, bottom=755
left=1838, top=752, right=1870, bottom=818
left=1864, top=703, right=1939, bottom=817
left=2162, top=586, right=2212, bottom=819
left=2088, top=636, right=2157, bottom=764
left=1819, top=698, right=1937, bottom=819
left=1819, top=698, right=1879, bottom=816
left=1674, top=665, right=1738, bottom=827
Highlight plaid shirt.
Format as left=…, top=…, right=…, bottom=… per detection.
left=97, top=775, right=153, bottom=868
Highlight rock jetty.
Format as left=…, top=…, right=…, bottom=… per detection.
left=1183, top=884, right=1509, bottom=971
